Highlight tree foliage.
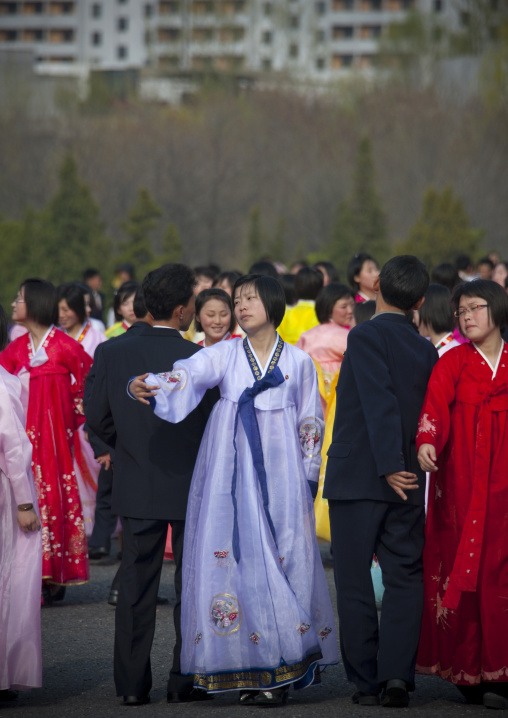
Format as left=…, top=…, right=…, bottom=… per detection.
left=396, top=186, right=483, bottom=270
left=118, top=188, right=162, bottom=275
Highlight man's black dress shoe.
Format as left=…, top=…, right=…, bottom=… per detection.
left=108, top=590, right=169, bottom=607
left=381, top=679, right=409, bottom=708
left=167, top=689, right=214, bottom=703
left=88, top=546, right=109, bottom=560
left=352, top=690, right=380, bottom=706
left=122, top=695, right=150, bottom=706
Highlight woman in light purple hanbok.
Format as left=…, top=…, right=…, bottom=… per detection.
left=0, top=304, right=42, bottom=698
left=131, top=275, right=338, bottom=705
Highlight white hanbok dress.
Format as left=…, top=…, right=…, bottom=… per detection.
left=142, top=335, right=339, bottom=692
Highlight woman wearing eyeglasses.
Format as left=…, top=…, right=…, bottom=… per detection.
left=415, top=279, right=508, bottom=709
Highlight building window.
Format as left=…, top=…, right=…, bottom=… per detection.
left=289, top=43, right=299, bottom=57
left=0, top=30, right=18, bottom=41
left=22, top=2, right=44, bottom=13
left=316, top=57, right=326, bottom=69
left=341, top=54, right=353, bottom=66
left=289, top=15, right=299, bottom=28
left=333, top=25, right=354, bottom=38
left=91, top=3, right=101, bottom=17
left=333, top=0, right=355, bottom=8
left=91, top=31, right=102, bottom=45
left=315, top=1, right=326, bottom=13
left=117, top=45, right=128, bottom=59
left=433, top=0, right=442, bottom=10
left=118, top=16, right=129, bottom=31
left=262, top=30, right=272, bottom=43
left=262, top=57, right=272, bottom=70
left=315, top=29, right=326, bottom=42
left=159, top=1, right=180, bottom=11
left=118, top=0, right=128, bottom=4
left=145, top=3, right=153, bottom=16
left=158, top=27, right=181, bottom=41
left=0, top=2, right=18, bottom=13
left=263, top=1, right=272, bottom=13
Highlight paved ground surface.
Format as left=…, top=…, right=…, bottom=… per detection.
left=2, top=541, right=487, bottom=717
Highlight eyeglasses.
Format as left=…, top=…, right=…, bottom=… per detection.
left=454, top=304, right=488, bottom=318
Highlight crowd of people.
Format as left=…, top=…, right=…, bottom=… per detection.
left=1, top=250, right=508, bottom=710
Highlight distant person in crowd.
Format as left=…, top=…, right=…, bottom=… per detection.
left=296, top=283, right=354, bottom=412
left=353, top=299, right=376, bottom=325
left=83, top=268, right=105, bottom=323
left=347, top=253, right=380, bottom=303
left=193, top=266, right=217, bottom=295
left=416, top=280, right=508, bottom=710
left=289, top=260, right=308, bottom=275
left=279, top=273, right=297, bottom=307
left=488, top=251, right=501, bottom=268
left=113, top=263, right=135, bottom=288
left=476, top=257, right=494, bottom=281
left=194, top=288, right=239, bottom=347
left=314, top=261, right=339, bottom=286
left=0, top=279, right=92, bottom=605
left=105, top=281, right=140, bottom=339
left=86, top=264, right=218, bottom=707
left=80, top=283, right=106, bottom=333
left=492, top=261, right=508, bottom=288
left=129, top=274, right=338, bottom=705
left=0, top=303, right=42, bottom=702
left=431, top=263, right=462, bottom=293
left=278, top=266, right=323, bottom=344
left=324, top=256, right=437, bottom=707
left=213, top=270, right=242, bottom=297
left=248, top=260, right=279, bottom=279
left=416, top=284, right=460, bottom=357
left=456, top=254, right=477, bottom=282
left=58, top=282, right=107, bottom=538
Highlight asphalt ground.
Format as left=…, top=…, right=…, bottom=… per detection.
left=1, top=541, right=488, bottom=717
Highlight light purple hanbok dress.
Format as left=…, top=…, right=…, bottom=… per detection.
left=144, top=335, right=339, bottom=692
left=0, top=366, right=42, bottom=691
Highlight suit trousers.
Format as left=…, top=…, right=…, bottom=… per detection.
left=114, top=516, right=191, bottom=697
left=88, top=465, right=118, bottom=551
left=328, top=499, right=425, bottom=695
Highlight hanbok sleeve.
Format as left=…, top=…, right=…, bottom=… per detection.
left=416, top=349, right=461, bottom=456
left=145, top=344, right=229, bottom=424
left=295, top=353, right=324, bottom=488
left=0, top=369, right=33, bottom=506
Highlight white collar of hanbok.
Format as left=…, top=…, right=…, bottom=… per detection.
left=473, top=341, right=504, bottom=379
left=29, top=325, right=54, bottom=368
left=246, top=334, right=281, bottom=378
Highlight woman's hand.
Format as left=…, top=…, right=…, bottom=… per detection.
left=129, top=373, right=159, bottom=405
left=17, top=508, right=41, bottom=533
left=418, top=443, right=438, bottom=472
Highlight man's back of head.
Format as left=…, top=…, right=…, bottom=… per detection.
left=379, top=256, right=429, bottom=312
left=142, top=264, right=195, bottom=321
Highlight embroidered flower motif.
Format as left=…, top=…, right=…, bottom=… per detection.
left=210, top=596, right=241, bottom=634
left=299, top=419, right=321, bottom=457
left=214, top=550, right=230, bottom=567
left=194, top=632, right=202, bottom=644
left=249, top=632, right=260, bottom=645
left=297, top=622, right=311, bottom=635
left=417, top=413, right=437, bottom=438
left=319, top=627, right=332, bottom=640
left=157, top=368, right=187, bottom=390
left=215, top=550, right=229, bottom=559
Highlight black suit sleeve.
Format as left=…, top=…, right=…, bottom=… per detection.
left=84, top=347, right=117, bottom=449
left=83, top=344, right=112, bottom=457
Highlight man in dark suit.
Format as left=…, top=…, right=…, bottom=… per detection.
left=324, top=255, right=438, bottom=707
left=86, top=264, right=218, bottom=707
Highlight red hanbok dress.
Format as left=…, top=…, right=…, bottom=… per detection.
left=0, top=326, right=92, bottom=586
left=416, top=341, right=508, bottom=686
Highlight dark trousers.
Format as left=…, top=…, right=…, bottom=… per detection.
left=88, top=466, right=118, bottom=551
left=114, top=517, right=191, bottom=697
left=328, top=499, right=425, bottom=695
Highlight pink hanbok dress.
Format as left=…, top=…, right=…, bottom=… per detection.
left=0, top=367, right=42, bottom=690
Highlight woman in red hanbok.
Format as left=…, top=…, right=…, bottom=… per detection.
left=0, top=279, right=92, bottom=595
left=416, top=279, right=508, bottom=710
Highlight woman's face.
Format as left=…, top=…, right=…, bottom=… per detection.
left=457, top=295, right=496, bottom=343
left=355, top=260, right=379, bottom=293
left=492, top=263, right=508, bottom=287
left=119, top=293, right=136, bottom=324
left=59, top=299, right=81, bottom=332
left=234, top=284, right=269, bottom=333
left=197, top=299, right=231, bottom=344
left=215, top=279, right=233, bottom=297
left=84, top=294, right=92, bottom=319
left=11, top=287, right=27, bottom=323
left=331, top=296, right=355, bottom=327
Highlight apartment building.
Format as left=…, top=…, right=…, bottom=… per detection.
left=0, top=0, right=461, bottom=79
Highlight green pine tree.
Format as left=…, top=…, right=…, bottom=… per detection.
left=247, top=206, right=265, bottom=269
left=396, top=185, right=483, bottom=270
left=159, top=222, right=183, bottom=264
left=267, top=218, right=286, bottom=263
left=118, top=188, right=162, bottom=277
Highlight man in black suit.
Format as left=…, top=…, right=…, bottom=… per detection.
left=86, top=264, right=218, bottom=707
left=324, top=256, right=438, bottom=707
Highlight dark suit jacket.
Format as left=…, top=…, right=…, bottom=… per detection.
left=323, top=312, right=438, bottom=505
left=85, top=325, right=218, bottom=521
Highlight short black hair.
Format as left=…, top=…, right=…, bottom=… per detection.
left=213, top=270, right=242, bottom=292
left=83, top=268, right=100, bottom=281
left=58, top=282, right=87, bottom=324
left=431, top=263, right=462, bottom=292
left=0, top=303, right=7, bottom=352
left=278, top=273, right=296, bottom=306
left=133, top=286, right=147, bottom=319
left=478, top=257, right=494, bottom=270
left=233, top=274, right=286, bottom=329
left=113, top=280, right=140, bottom=321
left=194, top=265, right=218, bottom=282
left=194, top=288, right=235, bottom=334
left=347, top=253, right=378, bottom=293
left=315, top=283, right=354, bottom=324
left=22, top=278, right=58, bottom=327
left=455, top=254, right=472, bottom=271
left=314, top=261, right=340, bottom=284
left=142, top=264, right=195, bottom=320
left=379, top=255, right=430, bottom=312
left=418, top=284, right=454, bottom=335
left=295, top=267, right=323, bottom=301
left=452, top=279, right=508, bottom=333
left=248, top=261, right=279, bottom=279
left=354, top=300, right=376, bottom=325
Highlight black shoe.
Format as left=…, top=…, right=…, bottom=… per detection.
left=239, top=690, right=259, bottom=705
left=381, top=679, right=409, bottom=708
left=108, top=589, right=119, bottom=606
left=122, top=695, right=150, bottom=706
left=0, top=690, right=18, bottom=702
left=352, top=690, right=380, bottom=706
left=483, top=692, right=508, bottom=710
left=52, top=586, right=66, bottom=602
left=88, top=546, right=109, bottom=560
left=253, top=686, right=289, bottom=706
left=156, top=596, right=169, bottom=605
left=167, top=689, right=214, bottom=703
